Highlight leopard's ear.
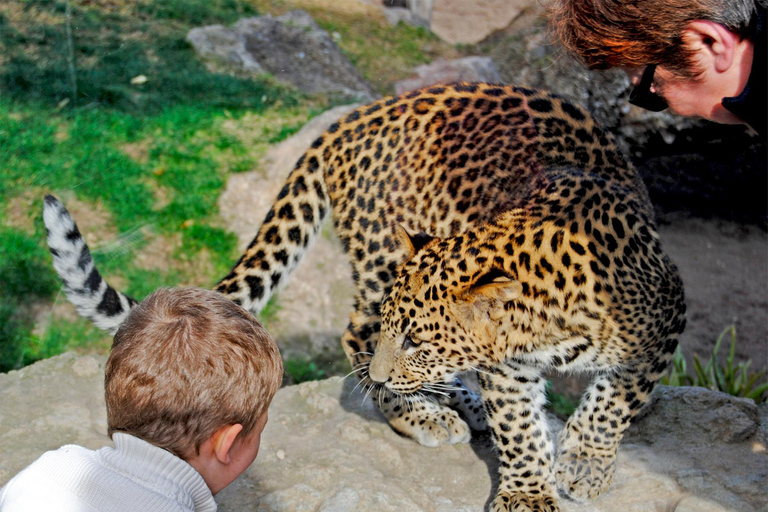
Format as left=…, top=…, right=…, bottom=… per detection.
left=461, top=268, right=522, bottom=303
left=455, top=269, right=522, bottom=325
left=395, top=225, right=435, bottom=261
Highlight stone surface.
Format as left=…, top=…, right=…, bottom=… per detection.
left=381, top=6, right=428, bottom=27
left=394, top=57, right=502, bottom=95
left=186, top=10, right=376, bottom=101
left=1, top=353, right=766, bottom=511
left=428, top=0, right=538, bottom=44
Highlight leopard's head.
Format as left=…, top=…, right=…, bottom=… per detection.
left=369, top=227, right=522, bottom=395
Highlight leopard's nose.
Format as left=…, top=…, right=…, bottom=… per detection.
left=368, top=361, right=390, bottom=383
left=368, top=352, right=391, bottom=383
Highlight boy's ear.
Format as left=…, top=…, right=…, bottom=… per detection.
left=212, top=424, right=243, bottom=465
left=683, top=20, right=738, bottom=73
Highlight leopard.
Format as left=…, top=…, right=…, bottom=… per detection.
left=43, top=82, right=686, bottom=512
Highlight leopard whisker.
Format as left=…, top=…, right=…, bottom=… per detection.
left=468, top=365, right=495, bottom=378
left=342, top=366, right=366, bottom=381
left=362, top=382, right=377, bottom=404
left=422, top=384, right=450, bottom=398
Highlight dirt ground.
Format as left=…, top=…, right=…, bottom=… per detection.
left=657, top=217, right=767, bottom=374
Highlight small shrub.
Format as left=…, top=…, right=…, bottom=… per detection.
left=284, top=356, right=326, bottom=385
left=545, top=380, right=578, bottom=419
left=662, top=325, right=768, bottom=403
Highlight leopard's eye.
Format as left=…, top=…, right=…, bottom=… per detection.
left=402, top=335, right=419, bottom=350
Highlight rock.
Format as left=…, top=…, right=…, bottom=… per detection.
left=381, top=6, right=429, bottom=28
left=186, top=11, right=376, bottom=101
left=217, top=105, right=359, bottom=361
left=410, top=0, right=539, bottom=44
left=394, top=57, right=502, bottom=95
left=2, top=353, right=766, bottom=512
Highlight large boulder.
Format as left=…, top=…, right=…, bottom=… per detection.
left=186, top=10, right=376, bottom=101
left=394, top=56, right=502, bottom=95
left=367, top=1, right=545, bottom=40
left=2, top=353, right=766, bottom=512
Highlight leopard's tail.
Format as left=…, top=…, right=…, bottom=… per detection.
left=214, top=145, right=332, bottom=316
left=43, top=194, right=137, bottom=334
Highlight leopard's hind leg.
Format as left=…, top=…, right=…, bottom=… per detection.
left=555, top=339, right=680, bottom=500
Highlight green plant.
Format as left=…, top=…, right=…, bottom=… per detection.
left=283, top=356, right=327, bottom=385
left=0, top=227, right=59, bottom=372
left=545, top=380, right=578, bottom=419
left=662, top=325, right=768, bottom=403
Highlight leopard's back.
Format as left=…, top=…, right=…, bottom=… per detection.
left=217, top=83, right=651, bottom=320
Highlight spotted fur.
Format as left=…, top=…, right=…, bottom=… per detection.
left=44, top=83, right=685, bottom=511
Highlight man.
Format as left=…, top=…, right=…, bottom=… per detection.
left=550, top=0, right=766, bottom=136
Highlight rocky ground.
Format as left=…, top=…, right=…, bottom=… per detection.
left=1, top=353, right=766, bottom=512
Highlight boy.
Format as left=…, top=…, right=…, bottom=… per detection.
left=0, top=287, right=283, bottom=511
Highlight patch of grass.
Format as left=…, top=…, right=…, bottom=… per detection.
left=283, top=355, right=327, bottom=385
left=22, top=316, right=112, bottom=365
left=545, top=380, right=579, bottom=419
left=0, top=226, right=60, bottom=371
left=179, top=224, right=238, bottom=278
left=249, top=0, right=458, bottom=94
left=0, top=0, right=301, bottom=113
left=137, top=0, right=258, bottom=26
left=662, top=325, right=768, bottom=403
left=0, top=97, right=297, bottom=371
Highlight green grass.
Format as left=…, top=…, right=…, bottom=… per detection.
left=0, top=0, right=338, bottom=372
left=662, top=326, right=768, bottom=403
left=0, top=0, right=443, bottom=373
left=545, top=380, right=579, bottom=419
left=0, top=0, right=295, bottom=113
left=0, top=227, right=60, bottom=370
left=283, top=356, right=327, bottom=385
left=0, top=95, right=314, bottom=372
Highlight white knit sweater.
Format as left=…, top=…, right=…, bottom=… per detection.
left=0, top=433, right=217, bottom=512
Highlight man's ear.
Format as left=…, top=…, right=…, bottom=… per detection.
left=211, top=424, right=243, bottom=465
left=684, top=20, right=738, bottom=73
left=395, top=225, right=435, bottom=261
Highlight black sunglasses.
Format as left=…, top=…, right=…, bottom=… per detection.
left=628, top=64, right=668, bottom=112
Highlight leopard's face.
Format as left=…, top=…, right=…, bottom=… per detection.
left=368, top=238, right=521, bottom=395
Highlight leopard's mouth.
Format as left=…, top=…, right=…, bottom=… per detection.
left=384, top=381, right=424, bottom=396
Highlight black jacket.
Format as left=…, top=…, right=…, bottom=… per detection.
left=722, top=6, right=767, bottom=137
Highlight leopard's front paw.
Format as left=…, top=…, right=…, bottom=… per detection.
left=554, top=449, right=616, bottom=500
left=491, top=491, right=559, bottom=512
left=387, top=399, right=471, bottom=447
left=440, top=378, right=487, bottom=432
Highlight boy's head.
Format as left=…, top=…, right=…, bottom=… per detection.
left=105, top=287, right=283, bottom=462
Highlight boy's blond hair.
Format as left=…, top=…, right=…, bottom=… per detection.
left=105, top=287, right=282, bottom=459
